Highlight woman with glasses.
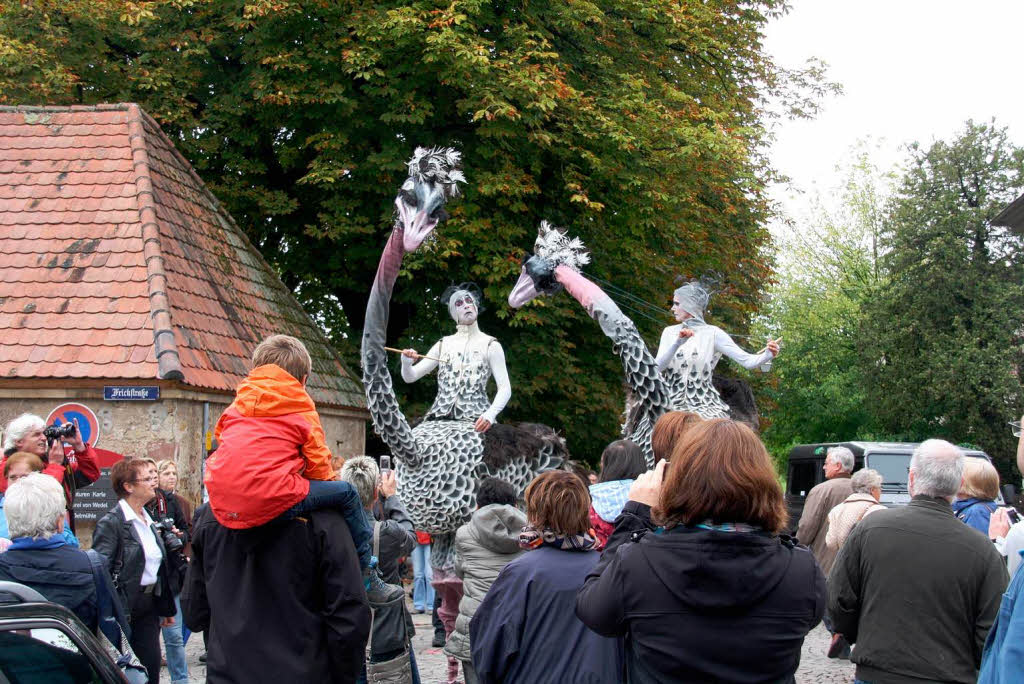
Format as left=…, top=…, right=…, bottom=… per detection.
left=0, top=452, right=80, bottom=547
left=400, top=283, right=511, bottom=433
left=93, top=457, right=177, bottom=684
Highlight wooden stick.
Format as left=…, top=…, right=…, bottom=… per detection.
left=384, top=346, right=443, bottom=363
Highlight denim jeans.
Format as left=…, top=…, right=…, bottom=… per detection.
left=411, top=544, right=434, bottom=611
left=284, top=480, right=373, bottom=569
left=357, top=645, right=421, bottom=684
left=162, top=594, right=188, bottom=684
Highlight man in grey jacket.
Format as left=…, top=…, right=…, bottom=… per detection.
left=796, top=446, right=854, bottom=576
left=445, top=477, right=526, bottom=684
left=828, top=439, right=1008, bottom=684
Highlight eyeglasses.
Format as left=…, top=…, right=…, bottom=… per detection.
left=131, top=476, right=158, bottom=484
left=7, top=472, right=30, bottom=483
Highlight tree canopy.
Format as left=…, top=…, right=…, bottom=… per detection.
left=861, top=121, right=1024, bottom=474
left=1, top=0, right=832, bottom=460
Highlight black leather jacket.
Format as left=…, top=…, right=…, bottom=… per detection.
left=92, top=502, right=176, bottom=619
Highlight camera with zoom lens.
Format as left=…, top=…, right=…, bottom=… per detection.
left=152, top=518, right=184, bottom=553
left=43, top=423, right=76, bottom=446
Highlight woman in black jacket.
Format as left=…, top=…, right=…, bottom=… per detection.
left=92, top=457, right=177, bottom=684
left=576, top=419, right=825, bottom=684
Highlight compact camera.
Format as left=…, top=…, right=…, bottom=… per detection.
left=153, top=518, right=184, bottom=553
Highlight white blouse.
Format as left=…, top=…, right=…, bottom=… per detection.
left=118, top=498, right=163, bottom=587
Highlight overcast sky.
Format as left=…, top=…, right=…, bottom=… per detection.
left=763, top=0, right=1024, bottom=224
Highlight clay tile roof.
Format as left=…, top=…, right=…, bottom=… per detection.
left=0, top=104, right=365, bottom=410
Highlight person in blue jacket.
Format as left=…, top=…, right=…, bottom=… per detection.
left=979, top=550, right=1024, bottom=683
left=953, top=458, right=1000, bottom=535
left=469, top=470, right=622, bottom=683
left=0, top=452, right=79, bottom=547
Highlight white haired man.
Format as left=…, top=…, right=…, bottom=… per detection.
left=796, top=446, right=855, bottom=575
left=0, top=473, right=98, bottom=628
left=2, top=413, right=99, bottom=534
left=829, top=439, right=1008, bottom=683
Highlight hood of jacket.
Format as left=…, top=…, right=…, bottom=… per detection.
left=589, top=479, right=634, bottom=523
left=231, top=364, right=314, bottom=418
left=636, top=527, right=799, bottom=611
left=469, top=504, right=526, bottom=554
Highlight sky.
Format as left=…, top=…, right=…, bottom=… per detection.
left=763, top=0, right=1024, bottom=225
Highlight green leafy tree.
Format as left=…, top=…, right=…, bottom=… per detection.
left=757, top=144, right=891, bottom=463
left=1, top=0, right=834, bottom=460
left=862, top=121, right=1024, bottom=475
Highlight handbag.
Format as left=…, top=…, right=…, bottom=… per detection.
left=365, top=522, right=413, bottom=684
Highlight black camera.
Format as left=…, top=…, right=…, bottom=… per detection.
left=153, top=518, right=184, bottom=553
left=43, top=423, right=76, bottom=446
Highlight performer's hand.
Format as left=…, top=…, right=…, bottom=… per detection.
left=47, top=438, right=66, bottom=466
left=628, top=460, right=668, bottom=507
left=160, top=617, right=175, bottom=628
left=677, top=328, right=694, bottom=340
left=990, top=506, right=1012, bottom=540
left=766, top=336, right=782, bottom=357
left=68, top=418, right=86, bottom=453
left=379, top=470, right=398, bottom=498
left=401, top=348, right=422, bottom=361
left=474, top=417, right=492, bottom=433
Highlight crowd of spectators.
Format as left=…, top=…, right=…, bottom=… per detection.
left=7, top=394, right=1024, bottom=683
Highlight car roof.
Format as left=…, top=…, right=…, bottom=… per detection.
left=788, top=441, right=990, bottom=462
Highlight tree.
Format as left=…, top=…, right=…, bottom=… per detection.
left=756, top=144, right=891, bottom=463
left=0, top=0, right=834, bottom=459
left=861, top=121, right=1024, bottom=475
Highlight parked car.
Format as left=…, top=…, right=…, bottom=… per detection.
left=0, top=580, right=128, bottom=683
left=784, top=441, right=997, bottom=534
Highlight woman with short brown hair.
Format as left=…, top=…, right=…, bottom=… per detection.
left=577, top=419, right=824, bottom=683
left=470, top=470, right=622, bottom=683
left=953, top=458, right=1001, bottom=535
left=650, top=410, right=703, bottom=465
left=93, top=458, right=177, bottom=684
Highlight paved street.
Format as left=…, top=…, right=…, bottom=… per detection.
left=165, top=601, right=854, bottom=683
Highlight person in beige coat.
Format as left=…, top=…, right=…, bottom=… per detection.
left=444, top=477, right=526, bottom=684
left=826, top=468, right=886, bottom=552
left=795, top=446, right=854, bottom=576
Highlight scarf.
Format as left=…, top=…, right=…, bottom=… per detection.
left=518, top=524, right=598, bottom=552
left=10, top=535, right=67, bottom=551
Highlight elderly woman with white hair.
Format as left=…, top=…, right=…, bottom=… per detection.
left=340, top=456, right=420, bottom=684
left=2, top=412, right=100, bottom=535
left=826, top=468, right=886, bottom=552
left=0, top=473, right=99, bottom=629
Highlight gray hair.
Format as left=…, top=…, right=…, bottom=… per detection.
left=3, top=413, right=45, bottom=453
left=5, top=473, right=65, bottom=539
left=910, top=439, right=965, bottom=500
left=340, top=456, right=380, bottom=508
left=827, top=446, right=855, bottom=473
left=851, top=468, right=882, bottom=494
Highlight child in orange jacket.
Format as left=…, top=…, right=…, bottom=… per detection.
left=204, top=334, right=401, bottom=601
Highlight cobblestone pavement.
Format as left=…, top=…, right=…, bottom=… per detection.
left=164, top=604, right=854, bottom=683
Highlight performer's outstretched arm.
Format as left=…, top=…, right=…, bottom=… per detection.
left=400, top=341, right=442, bottom=382
left=714, top=328, right=775, bottom=370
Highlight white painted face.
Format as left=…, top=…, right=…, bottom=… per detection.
left=449, top=290, right=478, bottom=325
left=670, top=297, right=694, bottom=324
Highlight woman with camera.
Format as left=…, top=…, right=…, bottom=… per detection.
left=93, top=457, right=177, bottom=684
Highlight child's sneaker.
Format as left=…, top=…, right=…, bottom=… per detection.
left=363, top=567, right=404, bottom=603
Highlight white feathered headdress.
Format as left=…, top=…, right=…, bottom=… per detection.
left=533, top=221, right=591, bottom=271
left=407, top=147, right=466, bottom=198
